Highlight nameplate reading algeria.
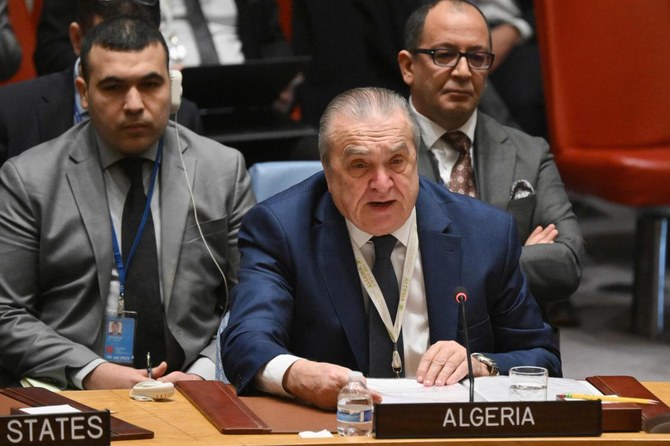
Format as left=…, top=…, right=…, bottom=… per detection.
left=374, top=401, right=602, bottom=438
left=0, top=410, right=111, bottom=446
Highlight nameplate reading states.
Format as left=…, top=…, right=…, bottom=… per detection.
left=0, top=410, right=110, bottom=446
left=374, top=401, right=602, bottom=438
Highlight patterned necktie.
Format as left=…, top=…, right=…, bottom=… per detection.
left=368, top=235, right=404, bottom=377
left=444, top=131, right=477, bottom=198
left=120, top=158, right=168, bottom=369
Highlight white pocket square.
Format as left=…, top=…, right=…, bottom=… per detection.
left=510, top=179, right=535, bottom=200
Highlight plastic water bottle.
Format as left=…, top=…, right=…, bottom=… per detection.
left=336, top=371, right=373, bottom=436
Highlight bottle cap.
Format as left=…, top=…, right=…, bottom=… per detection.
left=348, top=371, right=364, bottom=381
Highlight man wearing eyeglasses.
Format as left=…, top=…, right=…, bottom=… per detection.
left=397, top=0, right=583, bottom=327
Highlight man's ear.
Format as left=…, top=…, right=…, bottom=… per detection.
left=75, top=76, right=89, bottom=110
left=397, top=50, right=416, bottom=87
left=322, top=163, right=332, bottom=193
left=69, top=22, right=84, bottom=56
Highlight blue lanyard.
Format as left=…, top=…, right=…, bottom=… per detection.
left=73, top=60, right=85, bottom=125
left=111, top=139, right=163, bottom=299
left=74, top=102, right=84, bottom=124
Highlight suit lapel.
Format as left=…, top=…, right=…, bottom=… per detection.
left=417, top=138, right=441, bottom=182
left=66, top=126, right=113, bottom=304
left=64, top=125, right=191, bottom=311
left=159, top=128, right=193, bottom=309
left=313, top=193, right=369, bottom=371
left=415, top=185, right=463, bottom=343
left=311, top=181, right=473, bottom=364
left=474, top=112, right=516, bottom=210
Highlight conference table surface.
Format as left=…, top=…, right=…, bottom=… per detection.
left=61, top=382, right=670, bottom=446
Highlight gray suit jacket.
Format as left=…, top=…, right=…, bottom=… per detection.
left=0, top=121, right=255, bottom=387
left=418, top=112, right=584, bottom=306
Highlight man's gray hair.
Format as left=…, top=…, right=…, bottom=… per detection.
left=318, top=87, right=421, bottom=165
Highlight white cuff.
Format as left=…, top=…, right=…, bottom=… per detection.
left=255, top=354, right=302, bottom=398
left=186, top=357, right=216, bottom=381
left=71, top=358, right=107, bottom=389
left=506, top=17, right=533, bottom=43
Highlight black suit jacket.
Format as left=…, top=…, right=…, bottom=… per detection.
left=291, top=0, right=426, bottom=127
left=0, top=68, right=203, bottom=164
left=236, top=0, right=291, bottom=60
left=33, top=0, right=76, bottom=76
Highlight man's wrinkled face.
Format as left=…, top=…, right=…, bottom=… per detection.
left=324, top=111, right=419, bottom=236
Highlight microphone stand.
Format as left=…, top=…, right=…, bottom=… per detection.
left=455, top=288, right=475, bottom=403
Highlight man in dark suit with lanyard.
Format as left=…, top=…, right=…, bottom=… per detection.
left=222, top=86, right=559, bottom=409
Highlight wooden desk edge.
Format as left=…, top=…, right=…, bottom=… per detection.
left=51, top=382, right=670, bottom=445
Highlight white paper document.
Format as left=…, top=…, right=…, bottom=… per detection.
left=368, top=377, right=601, bottom=404
left=19, top=405, right=82, bottom=415
left=368, top=378, right=471, bottom=404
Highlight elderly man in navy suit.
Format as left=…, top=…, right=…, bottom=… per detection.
left=222, top=86, right=559, bottom=409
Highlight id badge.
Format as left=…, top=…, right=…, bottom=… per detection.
left=103, top=312, right=137, bottom=365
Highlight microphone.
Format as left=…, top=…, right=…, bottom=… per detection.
left=455, top=286, right=475, bottom=403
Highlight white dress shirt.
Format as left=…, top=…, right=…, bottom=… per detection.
left=472, top=0, right=533, bottom=43
left=410, top=100, right=478, bottom=186
left=161, top=0, right=244, bottom=67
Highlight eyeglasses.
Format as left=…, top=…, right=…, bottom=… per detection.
left=97, top=0, right=158, bottom=5
left=412, top=48, right=494, bottom=70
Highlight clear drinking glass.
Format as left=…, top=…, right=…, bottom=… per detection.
left=508, top=366, right=548, bottom=401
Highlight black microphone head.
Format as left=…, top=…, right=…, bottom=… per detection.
left=454, top=286, right=468, bottom=304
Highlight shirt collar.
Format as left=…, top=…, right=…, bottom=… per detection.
left=346, top=208, right=417, bottom=249
left=409, top=98, right=478, bottom=149
left=97, top=133, right=160, bottom=170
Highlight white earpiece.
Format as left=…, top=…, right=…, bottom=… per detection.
left=169, top=70, right=182, bottom=113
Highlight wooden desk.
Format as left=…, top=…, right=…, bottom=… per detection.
left=62, top=383, right=670, bottom=446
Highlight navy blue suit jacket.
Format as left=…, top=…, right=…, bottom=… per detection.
left=222, top=173, right=560, bottom=393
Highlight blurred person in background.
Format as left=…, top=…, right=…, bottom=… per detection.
left=0, top=0, right=22, bottom=80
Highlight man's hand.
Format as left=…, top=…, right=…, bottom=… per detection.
left=416, top=341, right=489, bottom=387
left=490, top=23, right=521, bottom=71
left=282, top=359, right=382, bottom=410
left=83, top=361, right=168, bottom=389
left=525, top=224, right=558, bottom=246
left=282, top=360, right=350, bottom=409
